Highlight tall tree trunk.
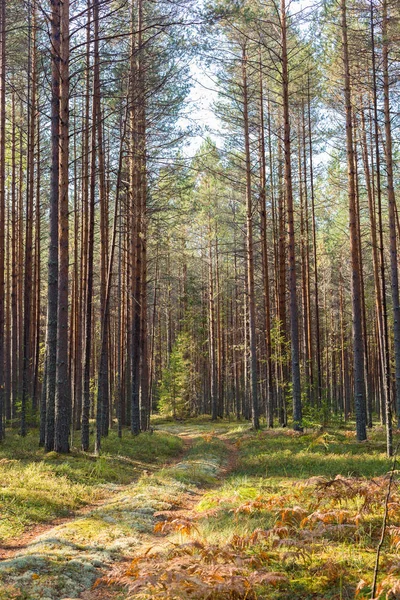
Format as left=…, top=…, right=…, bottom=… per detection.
left=302, top=101, right=314, bottom=403
left=370, top=0, right=391, bottom=447
left=130, top=0, right=141, bottom=435
left=80, top=0, right=91, bottom=447
left=298, top=114, right=310, bottom=402
left=277, top=127, right=286, bottom=426
left=0, top=0, right=5, bottom=440
left=21, top=0, right=37, bottom=435
left=208, top=217, right=217, bottom=421
left=359, top=100, right=389, bottom=433
left=95, top=104, right=127, bottom=453
left=117, top=194, right=123, bottom=437
left=54, top=0, right=71, bottom=453
left=382, top=0, right=398, bottom=439
left=32, top=110, right=41, bottom=413
left=259, top=57, right=274, bottom=427
left=45, top=0, right=61, bottom=452
left=95, top=0, right=110, bottom=438
left=341, top=0, right=366, bottom=441
left=242, top=44, right=259, bottom=430
left=281, top=0, right=302, bottom=430
left=11, top=89, right=18, bottom=424
left=354, top=137, right=371, bottom=427
left=307, top=78, right=322, bottom=407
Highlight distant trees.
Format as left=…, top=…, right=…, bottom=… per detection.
left=158, top=332, right=196, bottom=419
left=176, top=0, right=398, bottom=454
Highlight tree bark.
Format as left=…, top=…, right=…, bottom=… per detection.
left=0, top=0, right=5, bottom=440
left=242, top=44, right=259, bottom=430
left=45, top=0, right=61, bottom=452
left=382, top=0, right=398, bottom=438
left=258, top=56, right=274, bottom=427
left=54, top=0, right=71, bottom=453
left=281, top=0, right=302, bottom=430
left=341, top=0, right=366, bottom=441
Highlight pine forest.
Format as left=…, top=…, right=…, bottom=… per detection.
left=0, top=0, right=399, bottom=598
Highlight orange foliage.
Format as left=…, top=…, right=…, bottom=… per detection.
left=96, top=535, right=288, bottom=599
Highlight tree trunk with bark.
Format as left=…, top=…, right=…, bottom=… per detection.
left=341, top=0, right=367, bottom=441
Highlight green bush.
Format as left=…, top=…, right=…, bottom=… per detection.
left=158, top=331, right=197, bottom=419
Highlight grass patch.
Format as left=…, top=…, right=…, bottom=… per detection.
left=235, top=427, right=391, bottom=479
left=188, top=426, right=398, bottom=599
left=0, top=427, right=183, bottom=542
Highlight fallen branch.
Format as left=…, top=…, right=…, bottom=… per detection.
left=371, top=443, right=399, bottom=599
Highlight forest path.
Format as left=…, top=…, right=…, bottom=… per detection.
left=0, top=486, right=140, bottom=563
left=0, top=433, right=190, bottom=563
left=0, top=423, right=239, bottom=600
left=80, top=426, right=239, bottom=600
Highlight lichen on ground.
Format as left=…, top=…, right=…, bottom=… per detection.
left=0, top=427, right=229, bottom=600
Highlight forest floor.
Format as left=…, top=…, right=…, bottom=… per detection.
left=0, top=420, right=399, bottom=599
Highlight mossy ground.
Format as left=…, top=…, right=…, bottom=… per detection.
left=0, top=427, right=183, bottom=542
left=0, top=424, right=227, bottom=599
left=1, top=420, right=399, bottom=599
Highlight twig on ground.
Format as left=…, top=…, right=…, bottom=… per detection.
left=371, top=443, right=399, bottom=599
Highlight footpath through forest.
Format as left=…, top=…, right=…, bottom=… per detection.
left=0, top=424, right=238, bottom=600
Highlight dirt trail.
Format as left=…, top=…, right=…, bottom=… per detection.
left=0, top=437, right=189, bottom=563
left=0, top=497, right=118, bottom=562
left=0, top=426, right=238, bottom=600
left=80, top=431, right=239, bottom=600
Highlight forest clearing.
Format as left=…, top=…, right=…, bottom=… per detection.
left=0, top=419, right=398, bottom=600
